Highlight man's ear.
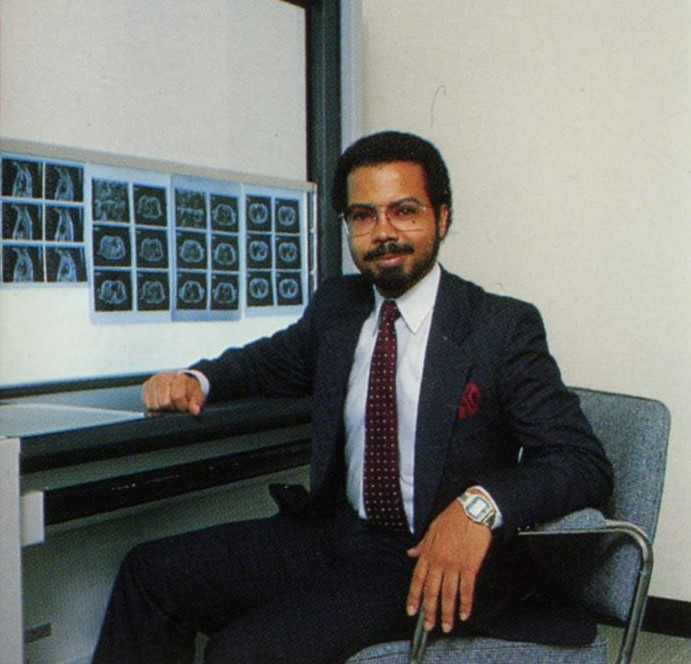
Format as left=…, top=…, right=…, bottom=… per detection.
left=438, top=204, right=450, bottom=239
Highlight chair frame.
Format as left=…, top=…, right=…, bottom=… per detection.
left=409, top=516, right=654, bottom=664
left=349, top=387, right=669, bottom=664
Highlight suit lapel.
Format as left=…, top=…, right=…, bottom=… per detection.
left=414, top=271, right=475, bottom=535
left=310, top=282, right=373, bottom=493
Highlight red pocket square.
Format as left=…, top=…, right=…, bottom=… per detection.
left=458, top=382, right=481, bottom=419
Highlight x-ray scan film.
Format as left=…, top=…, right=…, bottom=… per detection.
left=211, top=234, right=239, bottom=271
left=274, top=198, right=300, bottom=234
left=137, top=271, right=170, bottom=311
left=176, top=272, right=207, bottom=310
left=46, top=246, right=87, bottom=283
left=246, top=271, right=273, bottom=307
left=92, top=179, right=130, bottom=223
left=2, top=202, right=42, bottom=241
left=93, top=225, right=132, bottom=268
left=211, top=194, right=239, bottom=232
left=275, top=236, right=301, bottom=270
left=246, top=234, right=272, bottom=270
left=1, top=149, right=313, bottom=320
left=246, top=196, right=271, bottom=232
left=276, top=272, right=303, bottom=306
left=2, top=244, right=44, bottom=283
left=45, top=163, right=84, bottom=202
left=211, top=273, right=239, bottom=311
left=2, top=158, right=43, bottom=199
left=94, top=270, right=132, bottom=311
left=46, top=205, right=84, bottom=243
left=1, top=155, right=86, bottom=285
left=134, top=185, right=167, bottom=227
left=136, top=229, right=169, bottom=269
left=175, top=189, right=206, bottom=229
left=176, top=231, right=207, bottom=270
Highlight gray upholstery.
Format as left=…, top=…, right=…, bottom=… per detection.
left=348, top=633, right=609, bottom=664
left=347, top=387, right=671, bottom=664
left=571, top=388, right=669, bottom=620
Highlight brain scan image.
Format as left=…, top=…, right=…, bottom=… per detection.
left=97, top=278, right=129, bottom=307
left=177, top=276, right=206, bottom=307
left=276, top=200, right=299, bottom=232
left=179, top=238, right=205, bottom=264
left=97, top=235, right=127, bottom=261
left=134, top=185, right=167, bottom=226
left=213, top=241, right=238, bottom=268
left=246, top=195, right=271, bottom=231
left=139, top=237, right=165, bottom=264
left=211, top=198, right=238, bottom=230
left=276, top=273, right=303, bottom=306
left=140, top=279, right=166, bottom=305
left=212, top=280, right=237, bottom=306
left=277, top=239, right=299, bottom=266
left=248, top=238, right=270, bottom=265
left=137, top=195, right=163, bottom=221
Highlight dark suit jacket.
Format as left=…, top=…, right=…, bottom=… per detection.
left=196, top=269, right=612, bottom=536
left=193, top=269, right=614, bottom=643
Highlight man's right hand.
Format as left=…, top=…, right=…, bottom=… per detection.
left=142, top=372, right=206, bottom=416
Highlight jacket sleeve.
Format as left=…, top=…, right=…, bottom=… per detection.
left=190, top=297, right=318, bottom=403
left=474, top=304, right=614, bottom=540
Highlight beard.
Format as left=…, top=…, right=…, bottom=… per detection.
left=357, top=233, right=442, bottom=297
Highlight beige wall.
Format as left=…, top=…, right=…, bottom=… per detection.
left=360, top=0, right=691, bottom=603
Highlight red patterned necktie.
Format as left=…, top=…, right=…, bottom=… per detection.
left=363, top=300, right=409, bottom=534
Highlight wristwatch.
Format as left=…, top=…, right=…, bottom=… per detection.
left=458, top=488, right=498, bottom=529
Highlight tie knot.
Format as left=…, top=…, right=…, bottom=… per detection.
left=380, top=300, right=400, bottom=326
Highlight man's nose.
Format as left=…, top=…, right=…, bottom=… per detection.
left=371, top=208, right=399, bottom=239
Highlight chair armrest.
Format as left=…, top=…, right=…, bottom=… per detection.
left=518, top=508, right=607, bottom=535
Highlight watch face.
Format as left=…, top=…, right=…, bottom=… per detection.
left=467, top=496, right=490, bottom=519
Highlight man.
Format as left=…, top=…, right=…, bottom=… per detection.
left=93, top=131, right=613, bottom=663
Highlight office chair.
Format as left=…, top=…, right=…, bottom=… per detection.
left=347, top=387, right=671, bottom=664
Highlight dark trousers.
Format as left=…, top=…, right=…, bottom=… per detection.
left=91, top=501, right=538, bottom=664
left=92, top=506, right=424, bottom=664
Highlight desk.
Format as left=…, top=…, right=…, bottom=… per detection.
left=0, top=386, right=311, bottom=664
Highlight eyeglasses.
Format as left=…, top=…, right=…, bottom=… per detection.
left=340, top=199, right=429, bottom=237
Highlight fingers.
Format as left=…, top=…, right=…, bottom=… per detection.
left=440, top=569, right=461, bottom=633
left=142, top=372, right=206, bottom=414
left=421, top=566, right=443, bottom=631
left=406, top=551, right=426, bottom=618
left=408, top=559, right=476, bottom=633
left=405, top=503, right=493, bottom=635
left=459, top=565, right=477, bottom=623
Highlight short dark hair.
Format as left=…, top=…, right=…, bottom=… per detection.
left=331, top=131, right=453, bottom=227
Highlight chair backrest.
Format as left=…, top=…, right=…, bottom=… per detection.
left=570, top=387, right=671, bottom=620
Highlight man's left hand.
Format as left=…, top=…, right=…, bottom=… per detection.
left=406, top=500, right=492, bottom=633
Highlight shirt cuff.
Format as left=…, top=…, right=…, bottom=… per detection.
left=178, top=369, right=210, bottom=397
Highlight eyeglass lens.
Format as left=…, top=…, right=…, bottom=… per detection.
left=343, top=201, right=425, bottom=236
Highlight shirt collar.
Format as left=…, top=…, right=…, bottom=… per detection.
left=372, top=262, right=441, bottom=335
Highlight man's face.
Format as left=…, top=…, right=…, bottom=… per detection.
left=345, top=161, right=449, bottom=298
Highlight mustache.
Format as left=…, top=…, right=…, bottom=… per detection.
left=363, top=242, right=414, bottom=262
